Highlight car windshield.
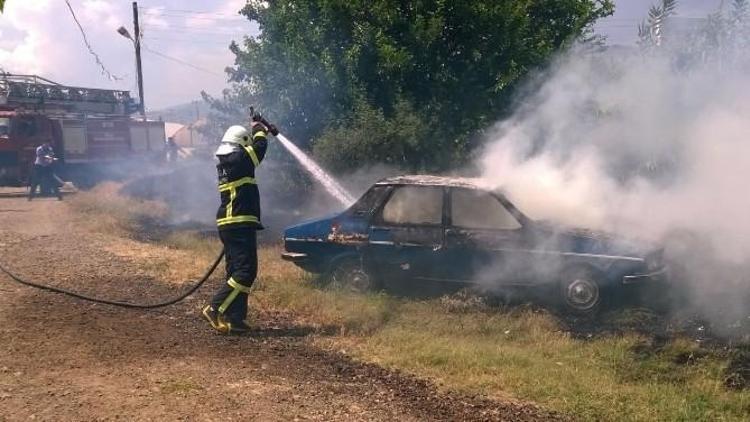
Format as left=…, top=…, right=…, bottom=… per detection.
left=350, top=185, right=389, bottom=215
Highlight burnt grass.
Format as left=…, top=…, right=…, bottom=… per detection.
left=435, top=286, right=750, bottom=392
left=725, top=348, right=750, bottom=390
left=127, top=214, right=206, bottom=243
left=561, top=305, right=750, bottom=391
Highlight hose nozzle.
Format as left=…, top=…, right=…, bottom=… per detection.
left=249, top=106, right=279, bottom=136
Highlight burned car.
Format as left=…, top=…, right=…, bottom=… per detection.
left=282, top=175, right=668, bottom=314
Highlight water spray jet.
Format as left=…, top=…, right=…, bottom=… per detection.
left=249, top=107, right=355, bottom=207
left=275, top=134, right=356, bottom=207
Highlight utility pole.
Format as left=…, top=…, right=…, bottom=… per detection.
left=133, top=1, right=145, bottom=117
left=191, top=100, right=201, bottom=146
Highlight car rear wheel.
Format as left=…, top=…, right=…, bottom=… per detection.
left=559, top=267, right=603, bottom=315
left=328, top=257, right=376, bottom=293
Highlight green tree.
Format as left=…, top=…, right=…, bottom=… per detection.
left=219, top=0, right=613, bottom=172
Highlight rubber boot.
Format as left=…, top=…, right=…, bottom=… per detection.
left=202, top=305, right=228, bottom=334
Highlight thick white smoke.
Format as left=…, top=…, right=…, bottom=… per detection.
left=479, top=48, right=750, bottom=263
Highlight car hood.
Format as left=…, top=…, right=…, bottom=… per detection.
left=531, top=221, right=656, bottom=259
left=284, top=213, right=340, bottom=240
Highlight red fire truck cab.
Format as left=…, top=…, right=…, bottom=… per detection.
left=0, top=74, right=166, bottom=185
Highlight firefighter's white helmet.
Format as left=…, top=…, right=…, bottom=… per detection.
left=221, top=125, right=251, bottom=146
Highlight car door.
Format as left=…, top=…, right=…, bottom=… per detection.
left=442, top=187, right=532, bottom=287
left=365, top=185, right=447, bottom=284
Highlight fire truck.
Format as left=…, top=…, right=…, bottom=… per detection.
left=0, top=74, right=166, bottom=185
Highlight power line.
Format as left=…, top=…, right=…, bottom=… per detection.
left=63, top=0, right=123, bottom=81
left=146, top=25, right=246, bottom=34
left=141, top=43, right=225, bottom=77
left=154, top=13, right=246, bottom=22
left=141, top=11, right=246, bottom=22
left=139, top=7, right=243, bottom=18
left=146, top=37, right=236, bottom=46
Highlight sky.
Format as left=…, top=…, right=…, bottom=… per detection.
left=0, top=0, right=724, bottom=111
left=0, top=0, right=257, bottom=110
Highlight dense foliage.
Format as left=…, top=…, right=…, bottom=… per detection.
left=209, top=0, right=613, bottom=173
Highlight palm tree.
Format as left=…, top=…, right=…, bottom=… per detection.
left=638, top=0, right=678, bottom=49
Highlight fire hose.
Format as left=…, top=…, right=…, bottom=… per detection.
left=0, top=249, right=224, bottom=309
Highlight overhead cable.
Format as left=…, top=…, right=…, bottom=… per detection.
left=63, top=0, right=123, bottom=81
left=141, top=43, right=224, bottom=77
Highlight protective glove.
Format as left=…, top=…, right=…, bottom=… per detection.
left=249, top=108, right=278, bottom=136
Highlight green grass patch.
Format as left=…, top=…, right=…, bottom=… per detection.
left=253, top=272, right=750, bottom=420
left=250, top=266, right=750, bottom=420
left=348, top=306, right=750, bottom=421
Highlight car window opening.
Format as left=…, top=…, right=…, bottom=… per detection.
left=382, top=186, right=442, bottom=225
left=452, top=188, right=521, bottom=230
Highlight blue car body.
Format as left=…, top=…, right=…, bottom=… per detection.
left=282, top=175, right=667, bottom=308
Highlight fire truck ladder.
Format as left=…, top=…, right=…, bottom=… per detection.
left=0, top=73, right=135, bottom=117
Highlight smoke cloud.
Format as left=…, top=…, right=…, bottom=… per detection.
left=480, top=48, right=750, bottom=262
left=477, top=28, right=750, bottom=329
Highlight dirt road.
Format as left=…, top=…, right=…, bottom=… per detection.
left=0, top=195, right=562, bottom=421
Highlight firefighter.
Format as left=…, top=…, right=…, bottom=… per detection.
left=202, top=113, right=273, bottom=335
left=28, top=141, right=61, bottom=201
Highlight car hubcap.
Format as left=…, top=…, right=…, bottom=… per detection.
left=332, top=263, right=371, bottom=292
left=348, top=269, right=370, bottom=292
left=566, top=278, right=599, bottom=310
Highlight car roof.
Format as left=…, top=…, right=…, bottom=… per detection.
left=374, top=174, right=486, bottom=189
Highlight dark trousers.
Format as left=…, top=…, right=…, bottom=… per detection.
left=28, top=165, right=61, bottom=199
left=210, top=227, right=258, bottom=322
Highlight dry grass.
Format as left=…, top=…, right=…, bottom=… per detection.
left=156, top=234, right=398, bottom=335
left=341, top=306, right=750, bottom=421
left=69, top=182, right=168, bottom=236
left=69, top=184, right=216, bottom=283
left=72, top=186, right=750, bottom=421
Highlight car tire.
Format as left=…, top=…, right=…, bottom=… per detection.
left=559, top=266, right=605, bottom=315
left=327, top=257, right=377, bottom=293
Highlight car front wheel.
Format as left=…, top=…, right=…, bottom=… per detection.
left=559, top=267, right=604, bottom=315
left=328, top=257, right=376, bottom=293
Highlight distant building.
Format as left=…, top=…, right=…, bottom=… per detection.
left=164, top=119, right=209, bottom=148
